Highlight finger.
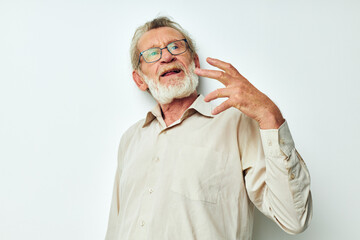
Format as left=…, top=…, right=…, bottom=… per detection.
left=206, top=57, right=239, bottom=76
left=194, top=68, right=229, bottom=86
left=204, top=88, right=233, bottom=102
left=212, top=99, right=232, bottom=115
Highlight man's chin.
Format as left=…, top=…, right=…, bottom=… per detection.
left=159, top=76, right=186, bottom=86
left=156, top=91, right=194, bottom=105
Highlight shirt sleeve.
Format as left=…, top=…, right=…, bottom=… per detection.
left=241, top=116, right=313, bottom=234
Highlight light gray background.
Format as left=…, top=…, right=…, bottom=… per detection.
left=1, top=0, right=359, bottom=239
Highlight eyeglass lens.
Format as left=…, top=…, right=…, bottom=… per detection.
left=142, top=40, right=187, bottom=63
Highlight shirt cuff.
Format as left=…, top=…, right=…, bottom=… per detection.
left=259, top=120, right=295, bottom=158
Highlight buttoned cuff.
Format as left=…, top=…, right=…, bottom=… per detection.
left=259, top=120, right=295, bottom=158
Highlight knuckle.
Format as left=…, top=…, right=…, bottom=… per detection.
left=234, top=93, right=241, bottom=101
left=233, top=90, right=242, bottom=102
left=218, top=71, right=225, bottom=79
left=215, top=89, right=220, bottom=97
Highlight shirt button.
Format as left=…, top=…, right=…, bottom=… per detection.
left=267, top=140, right=272, bottom=146
left=155, top=157, right=160, bottom=162
left=290, top=173, right=295, bottom=180
left=140, top=220, right=145, bottom=227
left=149, top=188, right=153, bottom=194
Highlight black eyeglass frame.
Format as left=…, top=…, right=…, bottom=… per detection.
left=137, top=39, right=191, bottom=67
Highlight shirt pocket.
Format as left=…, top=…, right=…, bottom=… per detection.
left=169, top=145, right=228, bottom=204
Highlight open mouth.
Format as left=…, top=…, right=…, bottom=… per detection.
left=160, top=68, right=182, bottom=77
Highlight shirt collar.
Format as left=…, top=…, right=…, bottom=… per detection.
left=142, top=94, right=214, bottom=128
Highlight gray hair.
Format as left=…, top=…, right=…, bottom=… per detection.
left=130, top=16, right=197, bottom=70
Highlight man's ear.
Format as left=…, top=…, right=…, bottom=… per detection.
left=194, top=54, right=200, bottom=68
left=132, top=70, right=148, bottom=91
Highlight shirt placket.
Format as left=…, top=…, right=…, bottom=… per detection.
left=134, top=123, right=169, bottom=239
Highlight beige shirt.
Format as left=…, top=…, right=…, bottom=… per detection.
left=105, top=94, right=312, bottom=240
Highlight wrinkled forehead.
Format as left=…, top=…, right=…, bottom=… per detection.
left=137, top=27, right=185, bottom=52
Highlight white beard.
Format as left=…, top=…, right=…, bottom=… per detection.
left=140, top=61, right=199, bottom=105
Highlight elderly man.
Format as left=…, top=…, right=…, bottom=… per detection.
left=105, top=16, right=312, bottom=240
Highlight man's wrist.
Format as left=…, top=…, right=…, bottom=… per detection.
left=258, top=108, right=285, bottom=130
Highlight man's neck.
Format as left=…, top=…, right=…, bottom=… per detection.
left=159, top=91, right=198, bottom=127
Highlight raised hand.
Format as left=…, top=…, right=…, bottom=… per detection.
left=194, top=57, right=285, bottom=129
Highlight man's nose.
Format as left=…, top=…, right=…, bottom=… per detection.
left=161, top=48, right=176, bottom=63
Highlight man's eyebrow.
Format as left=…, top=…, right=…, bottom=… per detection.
left=148, top=39, right=182, bottom=49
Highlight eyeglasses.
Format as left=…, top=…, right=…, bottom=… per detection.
left=138, top=39, right=190, bottom=66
